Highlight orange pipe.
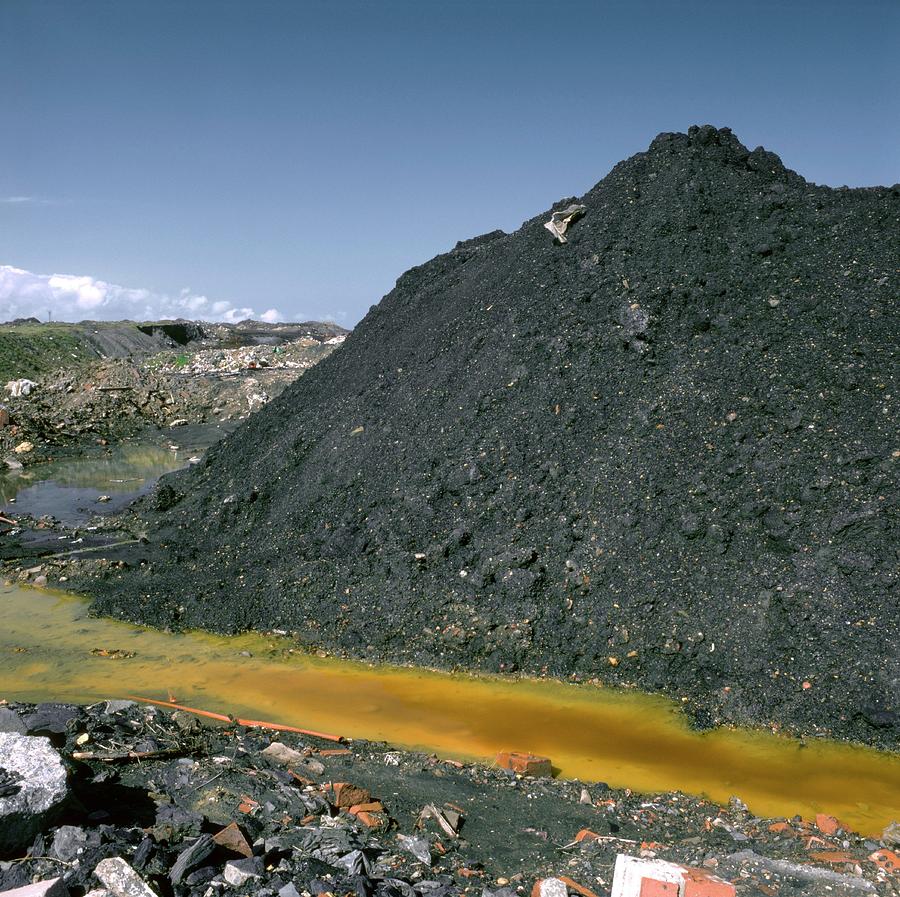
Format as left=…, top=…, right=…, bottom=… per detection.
left=126, top=695, right=345, bottom=742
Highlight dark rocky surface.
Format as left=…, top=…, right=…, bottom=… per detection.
left=0, top=700, right=896, bottom=896
left=77, top=126, right=899, bottom=748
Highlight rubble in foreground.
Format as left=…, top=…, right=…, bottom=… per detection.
left=0, top=700, right=897, bottom=897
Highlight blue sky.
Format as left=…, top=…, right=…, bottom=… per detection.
left=1, top=0, right=897, bottom=325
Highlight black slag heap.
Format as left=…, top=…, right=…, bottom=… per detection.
left=83, top=126, right=899, bottom=747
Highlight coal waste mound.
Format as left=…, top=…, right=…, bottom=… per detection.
left=83, top=126, right=899, bottom=747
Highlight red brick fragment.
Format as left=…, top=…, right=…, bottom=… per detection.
left=640, top=880, right=679, bottom=897
left=349, top=801, right=384, bottom=814
left=212, top=822, right=253, bottom=858
left=495, top=751, right=552, bottom=777
left=327, top=782, right=371, bottom=808
left=809, top=850, right=855, bottom=864
left=354, top=811, right=383, bottom=828
left=869, top=849, right=899, bottom=872
left=575, top=829, right=600, bottom=843
left=815, top=813, right=842, bottom=836
left=681, top=867, right=736, bottom=897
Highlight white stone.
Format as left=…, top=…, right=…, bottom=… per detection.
left=537, top=878, right=568, bottom=897
left=0, top=733, right=68, bottom=855
left=611, top=855, right=685, bottom=897
left=93, top=857, right=157, bottom=897
left=223, top=859, right=263, bottom=887
left=261, top=742, right=306, bottom=766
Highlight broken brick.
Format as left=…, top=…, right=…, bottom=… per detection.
left=681, top=868, right=736, bottom=897
left=348, top=801, right=384, bottom=814
left=495, top=751, right=552, bottom=777
left=815, top=813, right=842, bottom=836
left=639, top=881, right=678, bottom=897
left=326, top=782, right=371, bottom=808
left=809, top=850, right=855, bottom=864
left=869, top=849, right=899, bottom=872
left=354, top=810, right=384, bottom=828
left=212, top=822, right=253, bottom=858
left=575, top=829, right=601, bottom=843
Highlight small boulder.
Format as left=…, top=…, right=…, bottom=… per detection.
left=0, top=733, right=68, bottom=856
left=94, top=857, right=156, bottom=897
left=223, top=857, right=264, bottom=887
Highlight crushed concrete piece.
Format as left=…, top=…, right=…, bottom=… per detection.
left=223, top=857, right=264, bottom=886
left=262, top=741, right=306, bottom=766
left=94, top=857, right=157, bottom=897
left=397, top=834, right=432, bottom=865
left=725, top=850, right=874, bottom=892
left=532, top=879, right=568, bottom=897
left=0, top=879, right=68, bottom=896
left=0, top=733, right=68, bottom=855
left=51, top=825, right=89, bottom=861
left=5, top=379, right=36, bottom=397
left=543, top=204, right=586, bottom=243
left=101, top=700, right=136, bottom=714
left=278, top=885, right=302, bottom=897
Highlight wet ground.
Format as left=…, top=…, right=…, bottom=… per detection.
left=1, top=585, right=899, bottom=838
left=0, top=445, right=898, bottom=895
left=0, top=424, right=230, bottom=526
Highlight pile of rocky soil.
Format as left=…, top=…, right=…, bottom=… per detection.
left=79, top=126, right=899, bottom=748
left=1, top=699, right=897, bottom=897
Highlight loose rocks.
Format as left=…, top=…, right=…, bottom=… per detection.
left=0, top=733, right=68, bottom=856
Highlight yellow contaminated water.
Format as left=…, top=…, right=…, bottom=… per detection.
left=1, top=585, right=898, bottom=836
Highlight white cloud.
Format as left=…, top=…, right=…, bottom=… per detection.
left=0, top=196, right=55, bottom=205
left=0, top=264, right=286, bottom=324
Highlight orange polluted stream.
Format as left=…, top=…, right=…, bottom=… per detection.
left=1, top=585, right=898, bottom=836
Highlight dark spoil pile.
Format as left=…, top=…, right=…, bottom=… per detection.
left=80, top=126, right=899, bottom=747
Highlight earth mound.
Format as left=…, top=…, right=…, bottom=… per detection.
left=82, top=126, right=899, bottom=746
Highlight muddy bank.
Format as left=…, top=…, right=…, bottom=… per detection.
left=76, top=126, right=899, bottom=749
left=0, top=699, right=897, bottom=896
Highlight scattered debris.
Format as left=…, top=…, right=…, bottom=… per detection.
left=495, top=751, right=552, bottom=777
left=543, top=204, right=587, bottom=243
